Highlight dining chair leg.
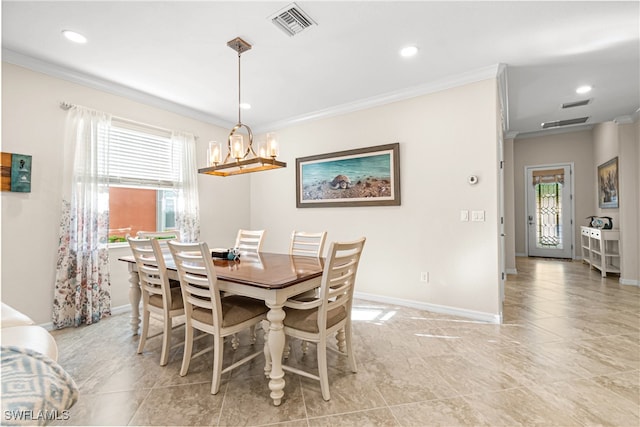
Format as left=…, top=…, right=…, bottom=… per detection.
left=249, top=325, right=257, bottom=344
left=345, top=324, right=357, bottom=373
left=211, top=336, right=225, bottom=394
left=336, top=327, right=346, bottom=353
left=231, top=333, right=241, bottom=350
left=283, top=336, right=290, bottom=359
left=262, top=320, right=271, bottom=378
left=160, top=315, right=172, bottom=366
left=137, top=309, right=150, bottom=354
left=180, top=324, right=194, bottom=376
left=318, top=337, right=330, bottom=401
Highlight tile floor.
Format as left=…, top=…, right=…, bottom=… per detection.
left=50, top=257, right=639, bottom=426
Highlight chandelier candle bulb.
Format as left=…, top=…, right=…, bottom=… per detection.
left=231, top=135, right=244, bottom=160
left=258, top=141, right=267, bottom=158
left=267, top=133, right=279, bottom=158
left=208, top=141, right=221, bottom=165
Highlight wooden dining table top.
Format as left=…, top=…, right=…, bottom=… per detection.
left=119, top=251, right=325, bottom=289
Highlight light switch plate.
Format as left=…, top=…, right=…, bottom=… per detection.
left=460, top=210, right=469, bottom=221
left=472, top=210, right=485, bottom=222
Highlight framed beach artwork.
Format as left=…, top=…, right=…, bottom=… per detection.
left=296, top=143, right=400, bottom=208
left=598, top=157, right=618, bottom=209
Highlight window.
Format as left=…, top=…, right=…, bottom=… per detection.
left=107, top=121, right=181, bottom=243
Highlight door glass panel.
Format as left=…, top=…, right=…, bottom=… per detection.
left=535, top=182, right=563, bottom=249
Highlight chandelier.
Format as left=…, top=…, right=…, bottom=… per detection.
left=199, top=37, right=286, bottom=177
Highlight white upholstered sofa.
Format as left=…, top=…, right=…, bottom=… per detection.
left=1, top=303, right=77, bottom=426
left=1, top=302, right=59, bottom=360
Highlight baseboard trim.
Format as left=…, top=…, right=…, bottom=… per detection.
left=515, top=252, right=527, bottom=257
left=620, top=278, right=640, bottom=287
left=354, top=291, right=501, bottom=324
left=506, top=268, right=518, bottom=275
left=38, top=304, right=133, bottom=331
left=112, top=304, right=133, bottom=316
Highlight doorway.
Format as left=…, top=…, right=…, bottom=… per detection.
left=525, top=164, right=574, bottom=259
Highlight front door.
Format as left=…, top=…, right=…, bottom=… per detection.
left=526, top=164, right=573, bottom=259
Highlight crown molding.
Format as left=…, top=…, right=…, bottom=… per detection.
left=4, top=49, right=504, bottom=134
left=514, top=123, right=594, bottom=140
left=256, top=64, right=502, bottom=132
left=2, top=48, right=233, bottom=129
left=614, top=108, right=640, bottom=124
left=504, top=131, right=520, bottom=140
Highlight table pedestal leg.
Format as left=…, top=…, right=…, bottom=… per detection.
left=128, top=270, right=141, bottom=336
left=262, top=320, right=272, bottom=378
left=266, top=304, right=286, bottom=406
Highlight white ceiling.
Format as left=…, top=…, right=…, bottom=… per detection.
left=2, top=1, right=639, bottom=137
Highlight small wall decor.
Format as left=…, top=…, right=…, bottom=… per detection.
left=1, top=152, right=32, bottom=193
left=597, top=156, right=618, bottom=209
left=296, top=143, right=400, bottom=208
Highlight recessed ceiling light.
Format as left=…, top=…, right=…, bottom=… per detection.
left=400, top=46, right=418, bottom=58
left=240, top=103, right=251, bottom=110
left=62, top=30, right=87, bottom=44
left=576, top=85, right=592, bottom=94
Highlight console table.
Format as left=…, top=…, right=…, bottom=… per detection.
left=580, top=226, right=621, bottom=277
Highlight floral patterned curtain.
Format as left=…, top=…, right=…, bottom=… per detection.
left=53, top=106, right=112, bottom=328
left=172, top=131, right=200, bottom=242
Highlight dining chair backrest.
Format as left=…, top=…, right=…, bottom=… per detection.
left=317, top=237, right=366, bottom=329
left=137, top=230, right=181, bottom=241
left=167, top=241, right=223, bottom=326
left=127, top=236, right=175, bottom=309
left=289, top=230, right=327, bottom=258
left=234, top=229, right=265, bottom=254
left=137, top=230, right=180, bottom=255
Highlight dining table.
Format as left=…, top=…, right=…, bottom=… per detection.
left=119, top=250, right=324, bottom=406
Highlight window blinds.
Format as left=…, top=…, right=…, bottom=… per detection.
left=108, top=123, right=181, bottom=188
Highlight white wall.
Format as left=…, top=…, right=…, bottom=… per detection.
left=513, top=130, right=595, bottom=256
left=593, top=122, right=620, bottom=226
left=617, top=121, right=639, bottom=284
left=1, top=63, right=503, bottom=324
left=1, top=63, right=250, bottom=324
left=593, top=120, right=639, bottom=285
left=250, top=79, right=502, bottom=320
left=504, top=138, right=517, bottom=273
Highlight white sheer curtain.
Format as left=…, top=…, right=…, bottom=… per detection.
left=53, top=106, right=112, bottom=328
left=172, top=131, right=200, bottom=242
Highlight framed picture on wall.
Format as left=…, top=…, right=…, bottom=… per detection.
left=1, top=152, right=32, bottom=193
left=597, top=157, right=618, bottom=209
left=296, top=143, right=400, bottom=208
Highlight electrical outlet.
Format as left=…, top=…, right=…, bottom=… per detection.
left=420, top=272, right=429, bottom=282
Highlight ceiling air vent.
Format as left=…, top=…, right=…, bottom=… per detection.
left=270, top=3, right=317, bottom=37
left=541, top=117, right=590, bottom=129
left=562, top=99, right=591, bottom=109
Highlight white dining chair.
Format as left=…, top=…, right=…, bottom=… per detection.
left=167, top=240, right=268, bottom=395
left=286, top=230, right=328, bottom=356
left=234, top=229, right=265, bottom=254
left=136, top=230, right=181, bottom=241
left=137, top=230, right=180, bottom=254
left=289, top=230, right=327, bottom=257
left=280, top=237, right=366, bottom=400
left=137, top=230, right=181, bottom=287
left=127, top=236, right=184, bottom=366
